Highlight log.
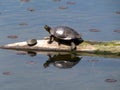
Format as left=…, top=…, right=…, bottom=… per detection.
left=0, top=39, right=120, bottom=57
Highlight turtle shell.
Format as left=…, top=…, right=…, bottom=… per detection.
left=50, top=26, right=81, bottom=40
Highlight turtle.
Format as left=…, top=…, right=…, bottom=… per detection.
left=44, top=25, right=84, bottom=51
left=27, top=39, right=37, bottom=46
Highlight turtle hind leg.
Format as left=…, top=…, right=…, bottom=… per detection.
left=71, top=42, right=76, bottom=51
left=48, top=40, right=53, bottom=44
left=57, top=39, right=61, bottom=46
left=48, top=35, right=54, bottom=44
left=54, top=38, right=61, bottom=46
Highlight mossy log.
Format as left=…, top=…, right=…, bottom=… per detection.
left=0, top=39, right=120, bottom=57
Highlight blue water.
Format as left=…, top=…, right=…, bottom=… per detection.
left=0, top=0, right=120, bottom=90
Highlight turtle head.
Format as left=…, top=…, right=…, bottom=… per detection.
left=44, top=25, right=51, bottom=33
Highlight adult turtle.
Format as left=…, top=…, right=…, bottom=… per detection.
left=44, top=25, right=84, bottom=51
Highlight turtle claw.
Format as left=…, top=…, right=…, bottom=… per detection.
left=47, top=40, right=53, bottom=44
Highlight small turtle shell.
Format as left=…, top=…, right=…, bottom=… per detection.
left=50, top=26, right=81, bottom=40
left=27, top=39, right=37, bottom=46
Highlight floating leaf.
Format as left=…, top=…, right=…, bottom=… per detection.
left=105, top=79, right=117, bottom=83
left=20, top=0, right=31, bottom=2
left=89, top=29, right=100, bottom=32
left=114, top=30, right=120, bottom=33
left=27, top=7, right=35, bottom=12
left=116, top=11, right=120, bottom=14
left=66, top=1, right=76, bottom=5
left=19, top=22, right=28, bottom=26
left=7, top=35, right=18, bottom=39
left=26, top=61, right=36, bottom=65
left=58, top=6, right=68, bottom=10
left=3, top=71, right=12, bottom=75
left=52, top=0, right=61, bottom=2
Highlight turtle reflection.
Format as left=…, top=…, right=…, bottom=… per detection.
left=44, top=54, right=82, bottom=69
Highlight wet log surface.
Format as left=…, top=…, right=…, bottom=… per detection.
left=0, top=39, right=120, bottom=57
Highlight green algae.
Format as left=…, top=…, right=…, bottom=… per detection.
left=78, top=40, right=120, bottom=56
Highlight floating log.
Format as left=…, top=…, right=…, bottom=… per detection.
left=0, top=39, right=120, bottom=57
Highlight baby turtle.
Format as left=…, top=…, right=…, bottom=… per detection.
left=27, top=39, right=37, bottom=46
left=44, top=25, right=84, bottom=51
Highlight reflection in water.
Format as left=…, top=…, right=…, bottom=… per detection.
left=23, top=51, right=82, bottom=69
left=44, top=54, right=82, bottom=69
left=27, top=51, right=37, bottom=57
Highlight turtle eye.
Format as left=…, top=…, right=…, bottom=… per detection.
left=44, top=25, right=50, bottom=30
left=44, top=25, right=48, bottom=29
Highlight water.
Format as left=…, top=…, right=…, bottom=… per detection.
left=0, top=0, right=120, bottom=90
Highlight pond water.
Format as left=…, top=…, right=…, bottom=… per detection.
left=0, top=0, right=120, bottom=90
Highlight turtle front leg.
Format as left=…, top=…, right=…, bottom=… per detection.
left=71, top=42, right=76, bottom=51
left=48, top=35, right=54, bottom=44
